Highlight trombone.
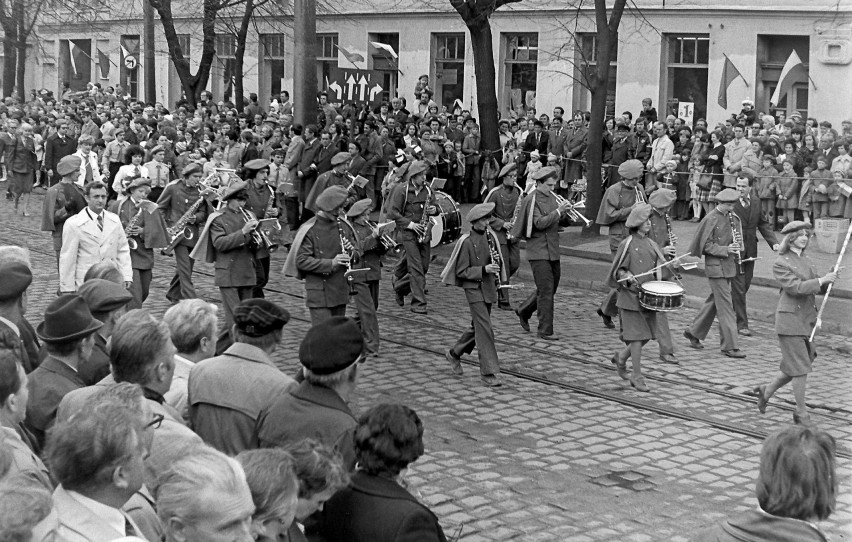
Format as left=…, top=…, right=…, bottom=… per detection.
left=554, top=194, right=591, bottom=226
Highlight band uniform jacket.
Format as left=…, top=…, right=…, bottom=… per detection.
left=25, top=356, right=86, bottom=448
left=453, top=229, right=500, bottom=304
left=773, top=251, right=826, bottom=337
left=315, top=471, right=448, bottom=542
left=509, top=189, right=561, bottom=261
left=386, top=181, right=434, bottom=244
left=352, top=221, right=383, bottom=282
left=305, top=170, right=356, bottom=213
left=648, top=209, right=672, bottom=251
left=485, top=184, right=522, bottom=245
left=732, top=188, right=777, bottom=260
left=608, top=234, right=672, bottom=311
left=210, top=207, right=258, bottom=288
left=289, top=215, right=358, bottom=308
left=243, top=181, right=277, bottom=259
left=41, top=182, right=87, bottom=252
left=157, top=180, right=210, bottom=248
left=59, top=209, right=132, bottom=292
left=596, top=182, right=644, bottom=252
left=188, top=342, right=296, bottom=455
left=687, top=208, right=737, bottom=279
left=110, top=198, right=169, bottom=269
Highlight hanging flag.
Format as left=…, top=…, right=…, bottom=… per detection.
left=717, top=55, right=745, bottom=109
left=770, top=50, right=808, bottom=106
left=370, top=41, right=398, bottom=59
left=68, top=41, right=78, bottom=76
left=336, top=44, right=364, bottom=65
left=97, top=49, right=110, bottom=79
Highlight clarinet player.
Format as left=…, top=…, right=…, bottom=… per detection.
left=484, top=163, right=523, bottom=310
left=243, top=158, right=279, bottom=298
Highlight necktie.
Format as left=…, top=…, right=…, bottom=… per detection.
left=134, top=165, right=140, bottom=177
left=85, top=159, right=93, bottom=183
left=123, top=514, right=138, bottom=537
left=742, top=197, right=750, bottom=208
left=96, top=214, right=104, bottom=232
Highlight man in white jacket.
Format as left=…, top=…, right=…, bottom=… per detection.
left=644, top=121, right=674, bottom=196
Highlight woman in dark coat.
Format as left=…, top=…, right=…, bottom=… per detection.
left=315, top=404, right=448, bottom=542
left=672, top=128, right=692, bottom=219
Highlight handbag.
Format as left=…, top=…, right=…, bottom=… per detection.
left=697, top=171, right=713, bottom=191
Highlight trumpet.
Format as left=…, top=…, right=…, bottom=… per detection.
left=241, top=208, right=279, bottom=253
left=554, top=194, right=592, bottom=227
left=634, top=185, right=646, bottom=203
left=368, top=220, right=401, bottom=253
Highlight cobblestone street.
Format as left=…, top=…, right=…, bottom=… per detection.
left=3, top=194, right=850, bottom=541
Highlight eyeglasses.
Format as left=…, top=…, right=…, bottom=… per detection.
left=146, top=413, right=164, bottom=429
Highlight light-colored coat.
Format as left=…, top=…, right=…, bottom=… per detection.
left=71, top=150, right=103, bottom=187
left=52, top=485, right=144, bottom=542
left=723, top=137, right=752, bottom=187
left=59, top=208, right=132, bottom=292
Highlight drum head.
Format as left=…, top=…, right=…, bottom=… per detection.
left=430, top=216, right=444, bottom=248
left=641, top=281, right=684, bottom=295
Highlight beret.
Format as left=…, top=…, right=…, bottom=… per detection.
left=233, top=299, right=290, bottom=337
left=498, top=163, right=517, bottom=178
left=150, top=145, right=165, bottom=155
left=316, top=185, right=349, bottom=212
left=220, top=180, right=248, bottom=201
left=300, top=316, right=364, bottom=374
left=713, top=188, right=740, bottom=203
left=182, top=162, right=202, bottom=177
left=625, top=203, right=653, bottom=229
left=781, top=220, right=812, bottom=235
left=124, top=176, right=151, bottom=191
left=0, top=262, right=32, bottom=301
left=244, top=158, right=270, bottom=170
left=530, top=166, right=559, bottom=182
left=77, top=278, right=133, bottom=313
left=346, top=198, right=372, bottom=217
left=618, top=159, right=644, bottom=180
left=407, top=160, right=429, bottom=177
left=648, top=188, right=676, bottom=209
left=467, top=202, right=495, bottom=223
left=331, top=152, right=351, bottom=166
left=56, top=155, right=83, bottom=176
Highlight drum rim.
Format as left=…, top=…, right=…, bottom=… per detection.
left=640, top=280, right=684, bottom=295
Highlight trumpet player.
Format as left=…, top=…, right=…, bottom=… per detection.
left=304, top=152, right=358, bottom=214
left=683, top=188, right=746, bottom=359
left=646, top=188, right=679, bottom=364
left=108, top=176, right=168, bottom=308
left=157, top=163, right=210, bottom=303
left=484, top=163, right=523, bottom=310
left=346, top=198, right=383, bottom=356
left=595, top=159, right=647, bottom=330
left=283, top=186, right=360, bottom=325
left=441, top=202, right=504, bottom=387
left=243, top=158, right=279, bottom=298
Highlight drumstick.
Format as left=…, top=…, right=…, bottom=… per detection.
left=617, top=253, right=692, bottom=283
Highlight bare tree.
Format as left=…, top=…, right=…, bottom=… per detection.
left=0, top=0, right=48, bottom=98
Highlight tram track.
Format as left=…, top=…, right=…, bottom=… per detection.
left=6, top=223, right=851, bottom=459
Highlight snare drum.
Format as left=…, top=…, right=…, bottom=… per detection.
left=639, top=281, right=684, bottom=312
left=429, top=191, right=462, bottom=247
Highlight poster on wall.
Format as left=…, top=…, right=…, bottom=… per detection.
left=678, top=102, right=695, bottom=127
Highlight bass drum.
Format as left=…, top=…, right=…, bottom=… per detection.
left=429, top=191, right=462, bottom=248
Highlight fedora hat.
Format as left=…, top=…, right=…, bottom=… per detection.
left=36, top=294, right=103, bottom=343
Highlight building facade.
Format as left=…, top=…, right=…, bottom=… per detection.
left=24, top=0, right=852, bottom=124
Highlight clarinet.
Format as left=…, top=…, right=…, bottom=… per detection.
left=505, top=185, right=524, bottom=241
left=728, top=212, right=744, bottom=275
left=337, top=218, right=358, bottom=296
left=664, top=212, right=681, bottom=279
left=486, top=228, right=504, bottom=290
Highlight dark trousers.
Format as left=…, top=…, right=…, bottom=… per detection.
left=220, top=286, right=253, bottom=330
left=518, top=259, right=561, bottom=336
left=599, top=241, right=620, bottom=317
left=352, top=282, right=379, bottom=354
left=309, top=305, right=346, bottom=326
left=731, top=261, right=755, bottom=330
left=166, top=245, right=196, bottom=303
left=148, top=186, right=164, bottom=203
left=451, top=300, right=500, bottom=376
left=129, top=268, right=152, bottom=309
left=253, top=256, right=270, bottom=299
left=284, top=196, right=300, bottom=230
left=394, top=238, right=430, bottom=308
left=107, top=162, right=122, bottom=200
left=367, top=279, right=380, bottom=309
left=498, top=240, right=521, bottom=307
left=464, top=163, right=481, bottom=203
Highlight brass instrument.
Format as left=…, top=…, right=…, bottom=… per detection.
left=240, top=208, right=278, bottom=253
left=337, top=218, right=358, bottom=296
left=505, top=184, right=525, bottom=241
left=417, top=185, right=434, bottom=244
left=368, top=220, right=401, bottom=253
left=161, top=186, right=217, bottom=256
left=554, top=194, right=592, bottom=227
left=124, top=204, right=146, bottom=250
left=728, top=212, right=744, bottom=275
left=634, top=185, right=646, bottom=203
left=262, top=186, right=282, bottom=232
left=486, top=228, right=523, bottom=290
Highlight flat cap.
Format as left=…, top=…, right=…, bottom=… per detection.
left=466, top=202, right=495, bottom=223
left=781, top=220, right=812, bottom=235
left=182, top=162, right=202, bottom=177
left=244, top=158, right=270, bottom=171
left=648, top=188, right=676, bottom=209
left=299, top=316, right=363, bottom=374
left=530, top=166, right=559, bottom=182
left=713, top=188, right=740, bottom=203
left=331, top=152, right=351, bottom=166
left=498, top=163, right=517, bottom=178
left=233, top=299, right=290, bottom=337
left=346, top=198, right=372, bottom=217
left=220, top=180, right=248, bottom=201
left=626, top=203, right=653, bottom=229
left=77, top=278, right=133, bottom=313
left=618, top=159, right=644, bottom=180
left=316, top=185, right=349, bottom=212
left=407, top=160, right=429, bottom=177
left=150, top=145, right=165, bottom=155
left=56, top=155, right=83, bottom=176
left=0, top=262, right=32, bottom=301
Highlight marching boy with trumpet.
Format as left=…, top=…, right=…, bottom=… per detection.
left=109, top=176, right=168, bottom=308
left=304, top=152, right=360, bottom=214
left=441, top=202, right=506, bottom=387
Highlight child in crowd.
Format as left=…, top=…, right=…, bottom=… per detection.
left=798, top=172, right=814, bottom=223
left=809, top=156, right=833, bottom=220
left=756, top=155, right=778, bottom=226
left=829, top=170, right=849, bottom=218
left=688, top=153, right=704, bottom=222
left=659, top=159, right=678, bottom=191
left=525, top=150, right=542, bottom=193
left=776, top=159, right=799, bottom=226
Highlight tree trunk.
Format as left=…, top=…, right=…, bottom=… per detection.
left=2, top=36, right=15, bottom=98
left=468, top=22, right=499, bottom=154
left=233, top=0, right=253, bottom=113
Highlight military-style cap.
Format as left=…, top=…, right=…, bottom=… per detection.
left=407, top=160, right=429, bottom=177
left=315, top=185, right=349, bottom=212
left=56, top=155, right=83, bottom=177
left=0, top=262, right=32, bottom=301
left=77, top=278, right=133, bottom=314
left=648, top=188, right=676, bottom=209
left=625, top=203, right=653, bottom=228
left=220, top=180, right=248, bottom=201
left=498, top=163, right=517, bottom=178
left=331, top=152, right=351, bottom=166
left=233, top=299, right=290, bottom=337
left=244, top=158, right=270, bottom=171
left=346, top=198, right=372, bottom=217
left=467, top=202, right=495, bottom=223
left=300, top=316, right=364, bottom=374
left=713, top=188, right=740, bottom=203
left=781, top=220, right=812, bottom=235
left=150, top=145, right=165, bottom=155
left=618, top=159, right=644, bottom=180
left=530, top=166, right=559, bottom=182
left=124, top=176, right=151, bottom=192
left=182, top=162, right=202, bottom=177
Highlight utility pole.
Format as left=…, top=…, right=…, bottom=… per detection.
left=293, top=0, right=317, bottom=125
left=143, top=0, right=156, bottom=103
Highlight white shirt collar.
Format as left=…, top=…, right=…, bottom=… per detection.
left=0, top=315, right=20, bottom=337
left=174, top=353, right=196, bottom=366
left=66, top=489, right=128, bottom=536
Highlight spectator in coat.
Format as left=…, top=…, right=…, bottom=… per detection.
left=43, top=119, right=76, bottom=187
left=645, top=121, right=674, bottom=196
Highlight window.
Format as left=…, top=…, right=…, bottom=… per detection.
left=573, top=33, right=618, bottom=118
left=370, top=33, right=399, bottom=102
left=215, top=34, right=237, bottom=101
left=663, top=34, right=709, bottom=124
left=503, top=33, right=538, bottom=117
left=757, top=35, right=809, bottom=119
left=215, top=35, right=237, bottom=58
left=262, top=34, right=287, bottom=59
left=316, top=33, right=338, bottom=92
left=261, top=34, right=287, bottom=100
left=433, top=34, right=465, bottom=110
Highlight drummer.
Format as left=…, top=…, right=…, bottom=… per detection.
left=647, top=188, right=679, bottom=364
left=608, top=203, right=675, bottom=392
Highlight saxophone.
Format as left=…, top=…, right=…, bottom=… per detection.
left=338, top=218, right=358, bottom=296
left=161, top=189, right=213, bottom=256
left=416, top=185, right=434, bottom=244
left=728, top=212, right=744, bottom=275
left=505, top=185, right=524, bottom=241
left=262, top=186, right=281, bottom=232
left=125, top=204, right=146, bottom=250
